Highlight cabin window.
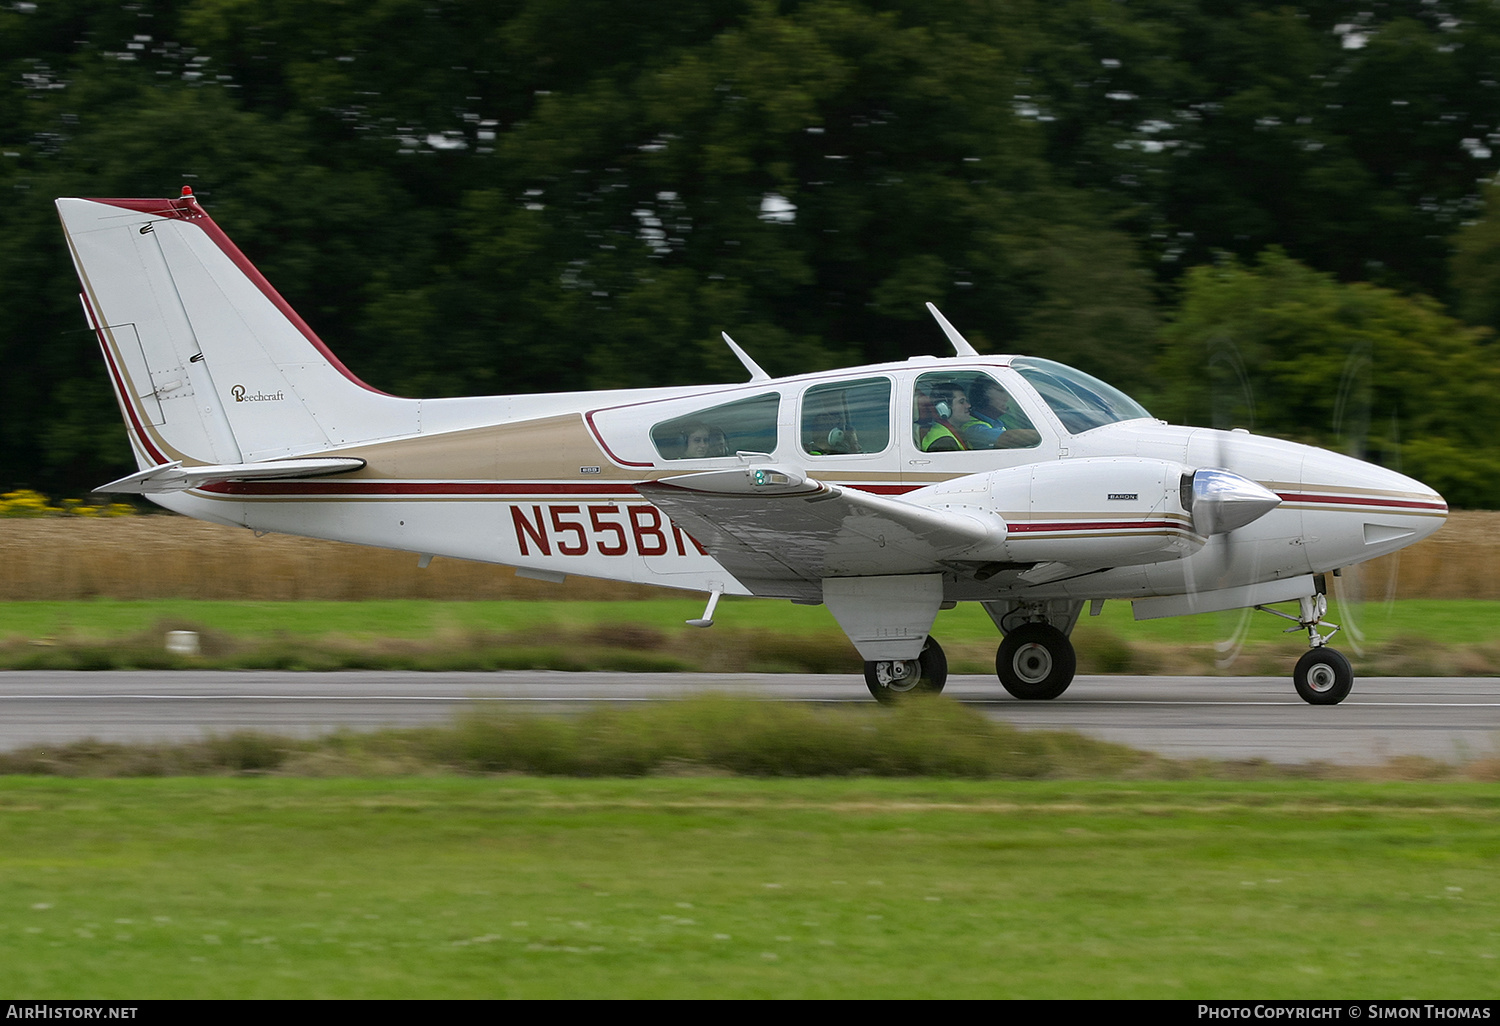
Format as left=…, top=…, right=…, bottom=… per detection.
left=912, top=372, right=1041, bottom=452
left=800, top=378, right=891, bottom=456
left=1012, top=358, right=1151, bottom=434
left=651, top=392, right=780, bottom=460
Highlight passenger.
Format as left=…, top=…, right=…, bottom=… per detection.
left=682, top=422, right=727, bottom=458
left=913, top=390, right=939, bottom=446
left=805, top=408, right=859, bottom=455
left=919, top=386, right=972, bottom=452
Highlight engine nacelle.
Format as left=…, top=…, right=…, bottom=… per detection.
left=912, top=458, right=1274, bottom=574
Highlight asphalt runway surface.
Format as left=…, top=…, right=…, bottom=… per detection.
left=1, top=671, right=1497, bottom=765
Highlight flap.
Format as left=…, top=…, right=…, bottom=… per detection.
left=635, top=465, right=1006, bottom=590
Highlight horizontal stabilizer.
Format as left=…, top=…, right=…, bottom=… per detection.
left=95, top=457, right=366, bottom=495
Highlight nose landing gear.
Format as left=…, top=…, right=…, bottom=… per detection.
left=1260, top=591, right=1354, bottom=705
left=1293, top=647, right=1353, bottom=705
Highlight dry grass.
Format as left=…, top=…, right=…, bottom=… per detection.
left=0, top=516, right=666, bottom=600
left=1376, top=510, right=1500, bottom=599
left=0, top=510, right=1493, bottom=601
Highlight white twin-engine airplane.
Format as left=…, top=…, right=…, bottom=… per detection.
left=56, top=189, right=1447, bottom=705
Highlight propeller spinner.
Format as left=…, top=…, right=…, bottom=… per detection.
left=1181, top=468, right=1282, bottom=537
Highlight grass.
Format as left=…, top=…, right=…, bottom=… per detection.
left=1, top=697, right=1495, bottom=998
left=0, top=696, right=1179, bottom=780
left=8, top=595, right=1500, bottom=643
left=1, top=774, right=1497, bottom=998
left=3, top=597, right=1499, bottom=674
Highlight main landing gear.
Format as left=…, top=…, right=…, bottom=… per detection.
left=996, top=623, right=1077, bottom=700
left=864, top=637, right=947, bottom=703
left=984, top=600, right=1081, bottom=701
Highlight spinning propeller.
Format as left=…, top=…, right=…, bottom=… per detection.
left=1189, top=334, right=1401, bottom=668
left=1181, top=333, right=1269, bottom=666
left=1326, top=342, right=1401, bottom=657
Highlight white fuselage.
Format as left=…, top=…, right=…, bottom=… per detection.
left=155, top=357, right=1445, bottom=607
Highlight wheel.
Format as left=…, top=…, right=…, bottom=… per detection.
left=996, top=623, right=1076, bottom=700
left=1293, top=647, right=1353, bottom=705
left=864, top=637, right=947, bottom=703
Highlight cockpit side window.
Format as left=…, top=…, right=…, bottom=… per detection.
left=651, top=392, right=780, bottom=460
left=912, top=371, right=1041, bottom=452
left=800, top=378, right=891, bottom=456
left=1012, top=358, right=1151, bottom=434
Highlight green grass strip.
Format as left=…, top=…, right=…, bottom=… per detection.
left=0, top=775, right=1496, bottom=998
left=4, top=598, right=1500, bottom=674
left=6, top=597, right=1500, bottom=643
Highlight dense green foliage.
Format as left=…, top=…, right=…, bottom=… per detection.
left=3, top=1, right=1500, bottom=502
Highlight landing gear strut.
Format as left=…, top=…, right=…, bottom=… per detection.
left=1259, top=591, right=1354, bottom=706
left=996, top=623, right=1077, bottom=700
left=864, top=637, right=947, bottom=703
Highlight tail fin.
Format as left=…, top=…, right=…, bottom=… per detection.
left=56, top=192, right=413, bottom=474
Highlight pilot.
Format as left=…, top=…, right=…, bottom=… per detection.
left=964, top=379, right=1041, bottom=450
left=962, top=380, right=1009, bottom=449
left=919, top=386, right=973, bottom=452
left=682, top=422, right=727, bottom=458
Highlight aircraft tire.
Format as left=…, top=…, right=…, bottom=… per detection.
left=1293, top=647, right=1353, bottom=705
left=996, top=623, right=1076, bottom=700
left=864, top=638, right=947, bottom=703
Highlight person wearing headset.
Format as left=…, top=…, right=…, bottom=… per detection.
left=919, top=386, right=973, bottom=452
left=963, top=379, right=1041, bottom=450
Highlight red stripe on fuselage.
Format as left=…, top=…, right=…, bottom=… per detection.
left=1277, top=492, right=1446, bottom=512
left=197, top=480, right=919, bottom=498
left=199, top=480, right=641, bottom=496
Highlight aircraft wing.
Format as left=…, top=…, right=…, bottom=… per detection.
left=635, top=466, right=1006, bottom=591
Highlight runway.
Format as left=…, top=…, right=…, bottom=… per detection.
left=1, top=671, right=1497, bottom=765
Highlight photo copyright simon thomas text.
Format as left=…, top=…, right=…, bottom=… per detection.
left=1199, top=1007, right=1492, bottom=1021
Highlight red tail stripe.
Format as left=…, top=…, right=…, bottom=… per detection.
left=89, top=196, right=392, bottom=397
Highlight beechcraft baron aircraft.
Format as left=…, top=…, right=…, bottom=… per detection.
left=56, top=190, right=1448, bottom=705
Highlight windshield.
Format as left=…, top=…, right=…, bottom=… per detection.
left=1012, top=358, right=1151, bottom=434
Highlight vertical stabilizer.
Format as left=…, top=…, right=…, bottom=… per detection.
left=56, top=194, right=415, bottom=470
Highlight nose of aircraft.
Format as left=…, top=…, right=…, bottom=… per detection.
left=1293, top=445, right=1448, bottom=568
